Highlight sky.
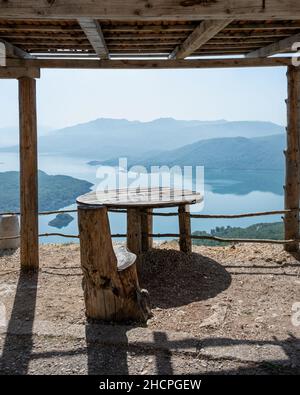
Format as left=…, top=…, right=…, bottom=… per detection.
left=0, top=66, right=287, bottom=131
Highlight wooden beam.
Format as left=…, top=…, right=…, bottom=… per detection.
left=127, top=208, right=142, bottom=257
left=284, top=66, right=300, bottom=252
left=141, top=209, right=153, bottom=253
left=19, top=77, right=39, bottom=270
left=0, top=67, right=40, bottom=79
left=78, top=18, right=109, bottom=59
left=1, top=1, right=300, bottom=20
left=6, top=57, right=292, bottom=70
left=246, top=33, right=300, bottom=58
left=178, top=205, right=192, bottom=254
left=170, top=19, right=233, bottom=59
left=0, top=39, right=34, bottom=59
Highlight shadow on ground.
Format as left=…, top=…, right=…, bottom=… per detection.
left=139, top=249, right=231, bottom=309
left=1, top=249, right=299, bottom=375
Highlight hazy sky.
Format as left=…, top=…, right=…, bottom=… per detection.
left=0, top=66, right=287, bottom=130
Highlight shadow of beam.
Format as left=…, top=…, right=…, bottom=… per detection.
left=0, top=269, right=38, bottom=375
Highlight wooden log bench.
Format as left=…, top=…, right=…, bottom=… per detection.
left=78, top=204, right=151, bottom=323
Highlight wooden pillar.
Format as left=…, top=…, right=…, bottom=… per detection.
left=78, top=205, right=151, bottom=322
left=18, top=77, right=39, bottom=270
left=127, top=208, right=142, bottom=256
left=141, top=208, right=153, bottom=252
left=178, top=204, right=192, bottom=253
left=284, top=66, right=300, bottom=252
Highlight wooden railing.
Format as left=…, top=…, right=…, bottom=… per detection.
left=0, top=207, right=298, bottom=245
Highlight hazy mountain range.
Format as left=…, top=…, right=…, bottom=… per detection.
left=0, top=118, right=284, bottom=160
left=0, top=126, right=50, bottom=148
left=102, top=134, right=285, bottom=171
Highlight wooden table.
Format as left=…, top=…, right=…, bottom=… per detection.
left=77, top=187, right=202, bottom=255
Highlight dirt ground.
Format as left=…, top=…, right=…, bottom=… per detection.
left=0, top=242, right=299, bottom=375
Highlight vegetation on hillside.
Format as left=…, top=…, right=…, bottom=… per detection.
left=0, top=170, right=93, bottom=212
left=192, top=222, right=283, bottom=246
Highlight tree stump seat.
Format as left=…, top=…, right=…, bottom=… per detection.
left=78, top=204, right=151, bottom=323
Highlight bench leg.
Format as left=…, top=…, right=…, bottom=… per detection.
left=141, top=208, right=153, bottom=253
left=178, top=204, right=192, bottom=254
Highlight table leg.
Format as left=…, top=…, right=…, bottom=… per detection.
left=178, top=204, right=192, bottom=254
left=127, top=208, right=142, bottom=256
left=141, top=208, right=153, bottom=252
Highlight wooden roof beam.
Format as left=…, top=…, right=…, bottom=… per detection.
left=1, top=1, right=300, bottom=20
left=169, top=19, right=233, bottom=59
left=0, top=39, right=34, bottom=59
left=78, top=18, right=109, bottom=59
left=6, top=57, right=292, bottom=70
left=246, top=33, right=300, bottom=58
left=0, top=67, right=40, bottom=79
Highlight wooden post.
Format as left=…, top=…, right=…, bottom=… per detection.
left=78, top=205, right=151, bottom=322
left=178, top=204, right=192, bottom=253
left=285, top=66, right=300, bottom=252
left=127, top=208, right=142, bottom=256
left=141, top=208, right=153, bottom=253
left=18, top=77, right=39, bottom=270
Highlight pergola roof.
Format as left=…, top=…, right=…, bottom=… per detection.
left=0, top=1, right=300, bottom=72
left=1, top=18, right=300, bottom=59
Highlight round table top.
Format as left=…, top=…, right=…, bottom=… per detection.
left=77, top=187, right=202, bottom=209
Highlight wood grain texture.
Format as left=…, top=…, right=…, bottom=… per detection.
left=6, top=57, right=292, bottom=69
left=127, top=208, right=142, bottom=257
left=246, top=32, right=300, bottom=58
left=284, top=66, right=300, bottom=252
left=141, top=208, right=153, bottom=252
left=78, top=205, right=151, bottom=322
left=170, top=19, right=233, bottom=59
left=78, top=18, right=109, bottom=59
left=19, top=77, right=39, bottom=270
left=1, top=1, right=300, bottom=20
left=0, top=67, right=40, bottom=79
left=77, top=188, right=202, bottom=209
left=178, top=205, right=192, bottom=254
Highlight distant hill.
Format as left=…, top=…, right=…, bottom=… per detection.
left=0, top=126, right=50, bottom=148
left=103, top=134, right=285, bottom=171
left=0, top=118, right=284, bottom=159
left=0, top=171, right=93, bottom=212
left=193, top=222, right=283, bottom=246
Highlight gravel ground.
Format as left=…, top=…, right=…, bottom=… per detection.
left=0, top=242, right=299, bottom=375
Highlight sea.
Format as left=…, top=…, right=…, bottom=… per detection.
left=0, top=152, right=284, bottom=244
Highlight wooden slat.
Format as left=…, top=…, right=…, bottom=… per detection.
left=6, top=57, right=292, bottom=69
left=78, top=18, right=109, bottom=59
left=170, top=19, right=233, bottom=59
left=246, top=32, right=300, bottom=57
left=1, top=1, right=300, bottom=20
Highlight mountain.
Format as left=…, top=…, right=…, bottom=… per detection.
left=0, top=118, right=284, bottom=159
left=103, top=134, right=285, bottom=171
left=0, top=170, right=93, bottom=212
left=0, top=126, right=51, bottom=148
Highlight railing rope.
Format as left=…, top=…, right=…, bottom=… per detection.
left=0, top=207, right=299, bottom=219
left=0, top=207, right=298, bottom=245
